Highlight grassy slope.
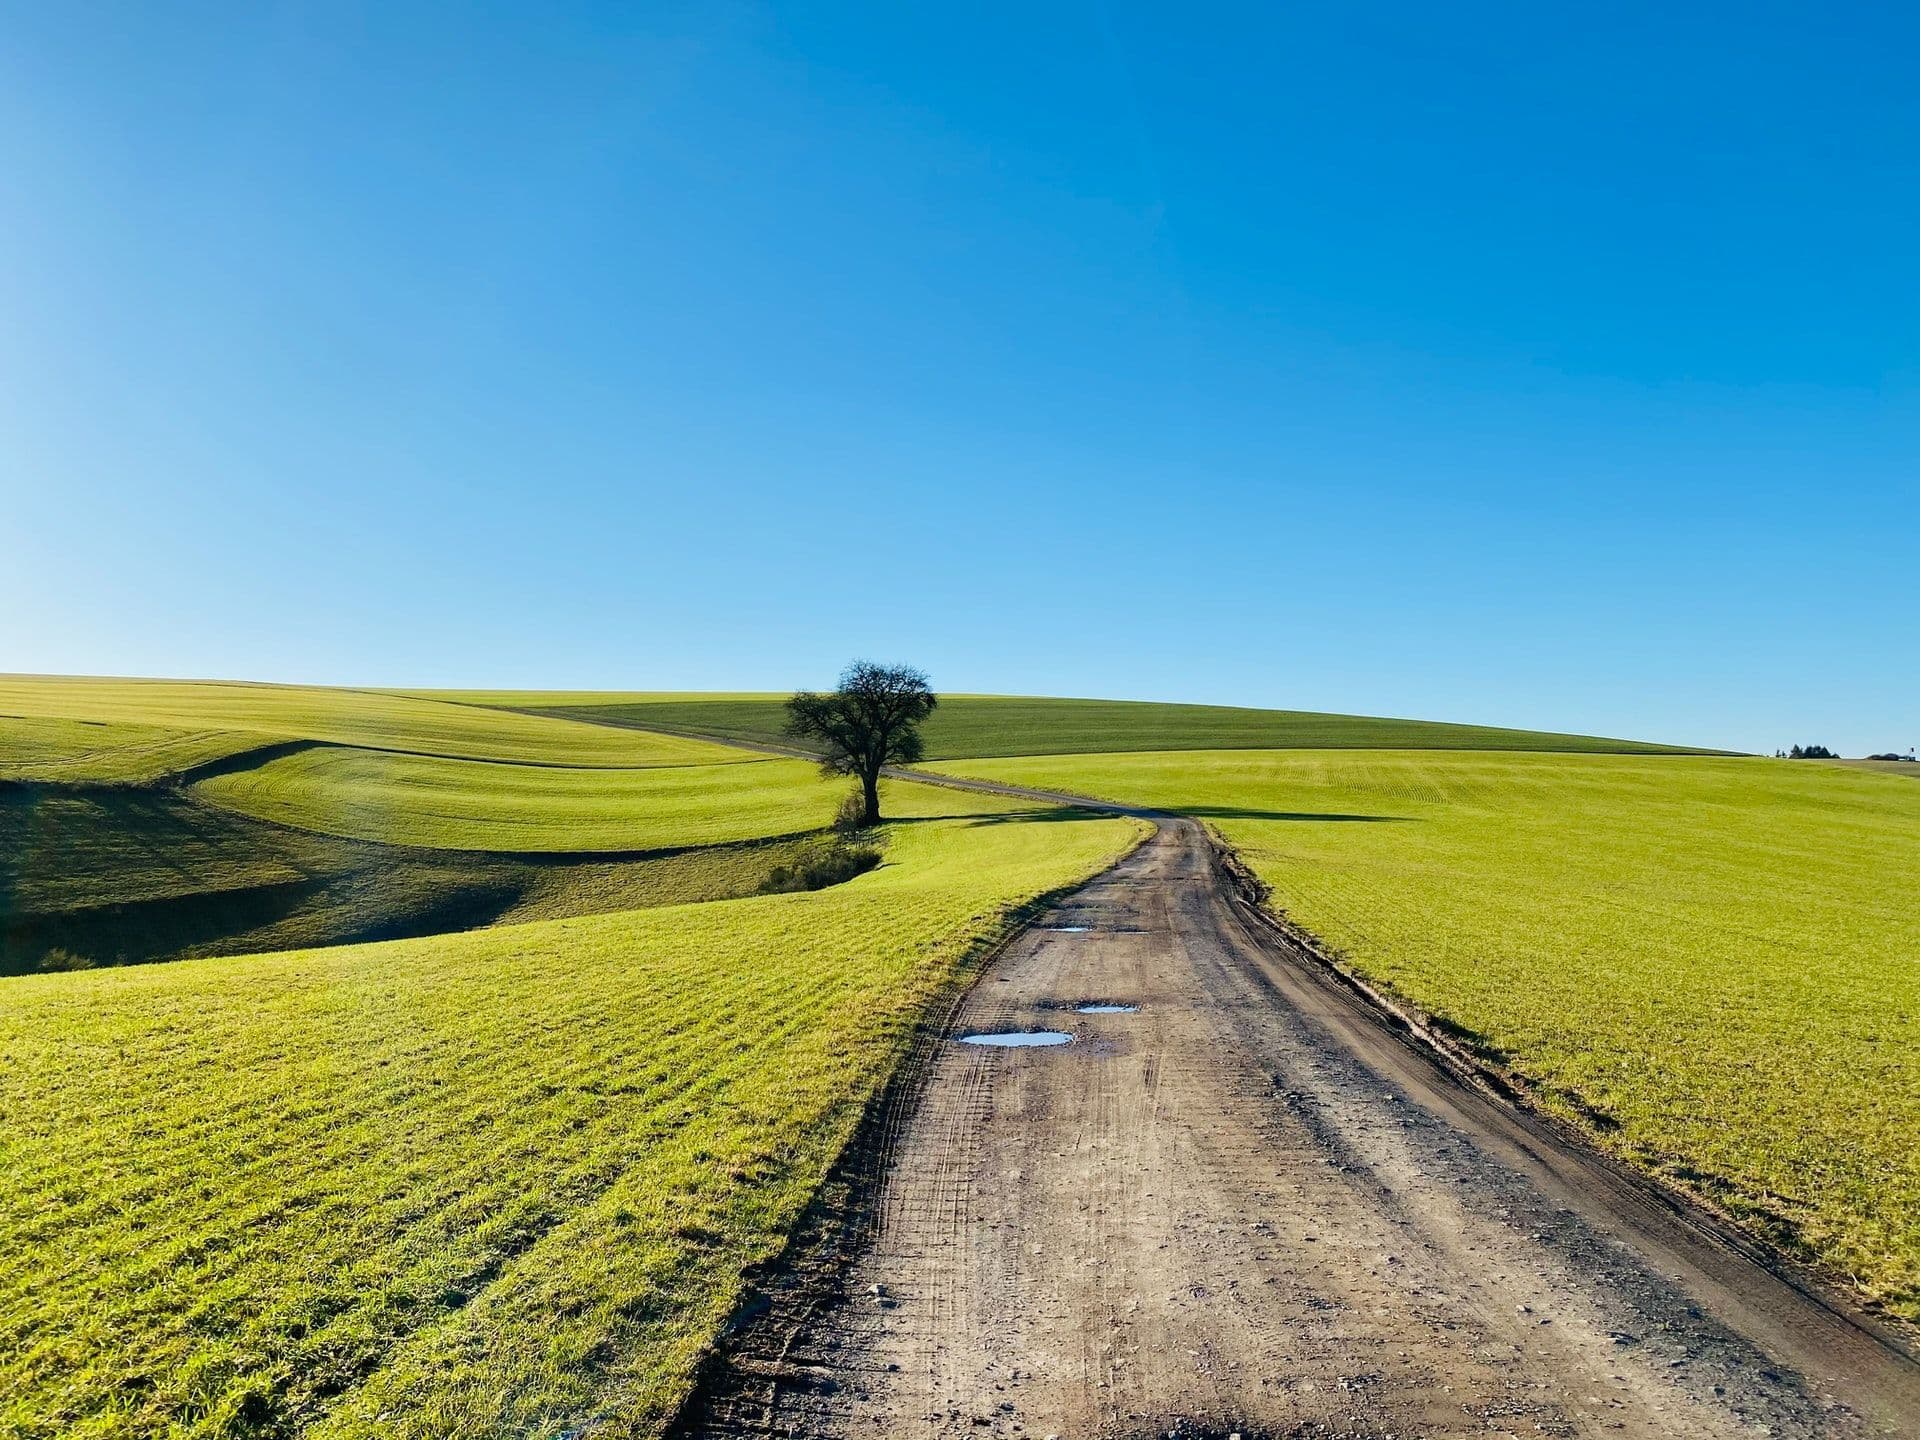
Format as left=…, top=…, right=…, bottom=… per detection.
left=5, top=680, right=1040, bottom=975
left=0, top=716, right=251, bottom=785
left=936, top=749, right=1920, bottom=1320
left=0, top=810, right=1143, bottom=1440
left=0, top=677, right=753, bottom=780
left=0, top=785, right=888, bottom=976
left=416, top=690, right=1727, bottom=759
left=193, top=746, right=1013, bottom=853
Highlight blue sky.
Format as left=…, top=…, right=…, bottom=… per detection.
left=2, top=3, right=1914, bottom=754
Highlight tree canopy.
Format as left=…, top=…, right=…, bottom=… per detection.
left=784, top=662, right=937, bottom=826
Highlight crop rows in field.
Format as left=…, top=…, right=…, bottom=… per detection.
left=192, top=746, right=1015, bottom=853
left=0, top=716, right=254, bottom=785
left=936, top=748, right=1920, bottom=1321
left=0, top=811, right=1144, bottom=1440
left=0, top=676, right=750, bottom=782
left=3, top=774, right=1008, bottom=976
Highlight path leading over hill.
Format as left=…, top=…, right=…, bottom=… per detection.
left=680, top=808, right=1919, bottom=1439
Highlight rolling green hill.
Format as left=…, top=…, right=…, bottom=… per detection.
left=0, top=783, right=886, bottom=976
left=0, top=713, right=256, bottom=785
left=0, top=679, right=1028, bottom=975
left=416, top=690, right=1729, bottom=758
left=0, top=675, right=752, bottom=782
left=194, top=746, right=1022, bottom=853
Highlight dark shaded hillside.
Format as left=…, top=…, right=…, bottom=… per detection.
left=0, top=782, right=845, bottom=975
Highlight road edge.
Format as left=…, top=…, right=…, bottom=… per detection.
left=662, top=815, right=1157, bottom=1438
left=1195, top=820, right=1920, bottom=1366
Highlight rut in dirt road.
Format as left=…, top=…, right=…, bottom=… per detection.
left=676, top=815, right=1920, bottom=1440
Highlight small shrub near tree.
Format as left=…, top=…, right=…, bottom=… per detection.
left=832, top=791, right=869, bottom=836
left=759, top=842, right=883, bottom=895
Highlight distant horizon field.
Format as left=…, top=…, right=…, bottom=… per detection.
left=1839, top=758, right=1920, bottom=779
left=934, top=747, right=1920, bottom=1321
left=1, top=676, right=1742, bottom=790
left=413, top=689, right=1733, bottom=759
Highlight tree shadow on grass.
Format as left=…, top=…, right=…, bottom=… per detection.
left=886, top=807, right=1102, bottom=827
left=1178, top=806, right=1414, bottom=823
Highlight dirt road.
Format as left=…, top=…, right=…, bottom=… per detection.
left=678, top=810, right=1920, bottom=1439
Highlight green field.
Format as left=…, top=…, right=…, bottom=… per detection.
left=413, top=690, right=1723, bottom=759
left=1, top=675, right=1149, bottom=1439
left=2, top=680, right=944, bottom=975
left=0, top=784, right=880, bottom=976
left=0, top=677, right=751, bottom=781
left=935, top=748, right=1920, bottom=1320
left=1839, top=758, right=1920, bottom=779
left=0, top=807, right=1144, bottom=1440
left=0, top=715, right=253, bottom=785
left=7, top=673, right=1914, bottom=1437
left=194, top=746, right=1000, bottom=853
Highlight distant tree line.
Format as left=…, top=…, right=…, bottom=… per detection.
left=1775, top=744, right=1918, bottom=761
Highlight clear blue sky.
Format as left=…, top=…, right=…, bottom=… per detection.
left=3, top=3, right=1915, bottom=754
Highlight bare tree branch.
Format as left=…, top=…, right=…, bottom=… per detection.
left=784, top=662, right=937, bottom=825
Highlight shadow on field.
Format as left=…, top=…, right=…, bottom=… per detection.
left=890, top=807, right=1131, bottom=828
left=1178, top=806, right=1413, bottom=823
left=0, top=785, right=880, bottom=975
left=891, top=806, right=1415, bottom=827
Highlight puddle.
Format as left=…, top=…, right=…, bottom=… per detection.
left=1041, top=925, right=1092, bottom=933
left=1075, top=1003, right=1138, bottom=1014
left=959, top=1031, right=1073, bottom=1048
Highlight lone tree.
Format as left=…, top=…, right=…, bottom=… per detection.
left=785, top=661, right=937, bottom=827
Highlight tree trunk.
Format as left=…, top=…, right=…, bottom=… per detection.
left=861, top=769, right=882, bottom=826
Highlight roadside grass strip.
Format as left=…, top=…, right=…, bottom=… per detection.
left=0, top=811, right=1144, bottom=1440
left=935, top=749, right=1920, bottom=1321
left=193, top=748, right=1013, bottom=853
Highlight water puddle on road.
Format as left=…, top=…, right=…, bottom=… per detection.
left=1041, top=925, right=1092, bottom=933
left=959, top=1031, right=1073, bottom=1048
left=1075, top=1003, right=1138, bottom=1014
